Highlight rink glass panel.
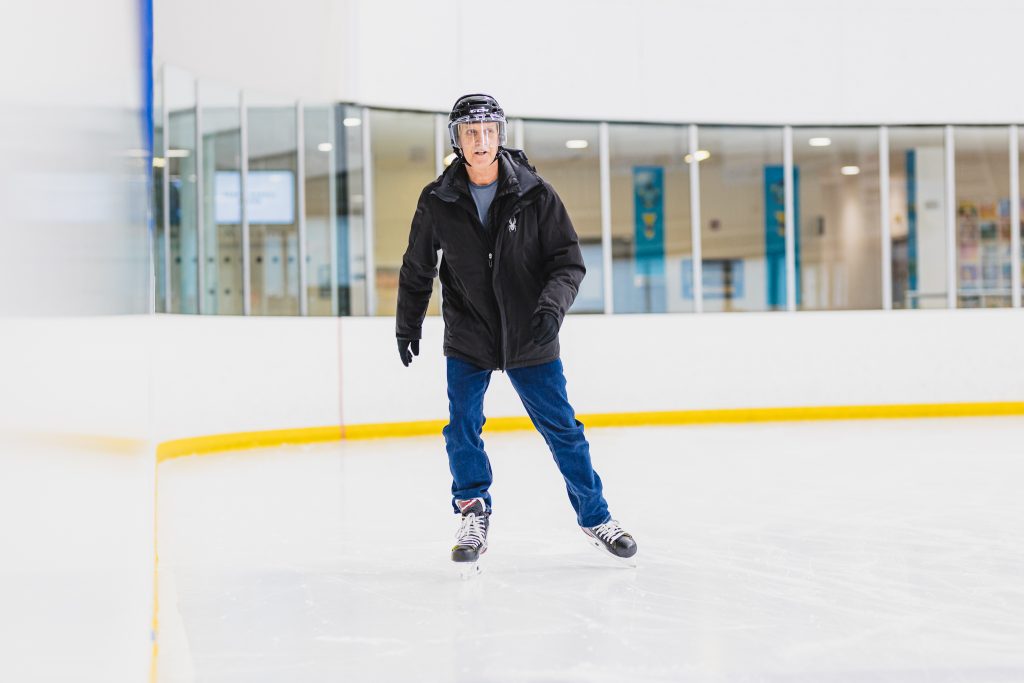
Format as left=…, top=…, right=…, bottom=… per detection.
left=954, top=126, right=1011, bottom=308
left=698, top=127, right=784, bottom=312
left=608, top=123, right=692, bottom=313
left=370, top=109, right=440, bottom=318
left=523, top=121, right=604, bottom=313
left=200, top=81, right=243, bottom=315
left=153, top=68, right=165, bottom=313
left=335, top=105, right=367, bottom=316
left=247, top=98, right=300, bottom=316
left=888, top=127, right=948, bottom=309
left=166, top=66, right=198, bottom=314
left=303, top=105, right=336, bottom=316
left=793, top=128, right=882, bottom=311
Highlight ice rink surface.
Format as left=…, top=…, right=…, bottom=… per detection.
left=157, top=418, right=1024, bottom=683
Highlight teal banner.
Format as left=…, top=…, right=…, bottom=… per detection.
left=634, top=166, right=665, bottom=277
left=764, top=165, right=799, bottom=308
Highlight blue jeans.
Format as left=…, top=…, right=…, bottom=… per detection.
left=443, top=356, right=610, bottom=528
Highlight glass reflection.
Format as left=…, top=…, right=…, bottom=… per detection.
left=303, top=105, right=336, bottom=316
left=1019, top=128, right=1024, bottom=305
left=699, top=127, right=784, bottom=312
left=335, top=105, right=366, bottom=316
left=153, top=68, right=165, bottom=312
left=248, top=96, right=299, bottom=315
left=888, top=127, right=948, bottom=309
left=522, top=121, right=603, bottom=313
left=166, top=66, right=198, bottom=313
left=371, top=110, right=438, bottom=317
left=608, top=124, right=691, bottom=313
left=199, top=81, right=242, bottom=314
left=955, top=127, right=1010, bottom=308
left=793, top=128, right=882, bottom=310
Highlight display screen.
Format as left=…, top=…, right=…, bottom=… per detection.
left=214, top=170, right=295, bottom=225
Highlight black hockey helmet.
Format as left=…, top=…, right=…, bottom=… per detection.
left=448, top=93, right=507, bottom=154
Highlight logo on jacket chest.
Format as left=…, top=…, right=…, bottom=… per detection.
left=508, top=216, right=517, bottom=233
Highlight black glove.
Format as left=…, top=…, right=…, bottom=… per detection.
left=397, top=337, right=420, bottom=367
left=531, top=312, right=560, bottom=346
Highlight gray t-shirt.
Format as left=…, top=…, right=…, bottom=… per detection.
left=468, top=179, right=498, bottom=228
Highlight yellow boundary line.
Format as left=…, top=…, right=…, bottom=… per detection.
left=154, top=401, right=1024, bottom=463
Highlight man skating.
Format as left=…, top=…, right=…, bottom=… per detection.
left=395, top=93, right=637, bottom=571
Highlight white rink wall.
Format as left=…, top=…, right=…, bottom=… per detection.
left=148, top=309, right=1024, bottom=440
left=153, top=315, right=342, bottom=442
left=5, top=310, right=1021, bottom=444
left=340, top=309, right=1024, bottom=426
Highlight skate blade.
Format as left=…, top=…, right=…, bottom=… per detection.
left=586, top=538, right=639, bottom=568
left=456, top=561, right=481, bottom=579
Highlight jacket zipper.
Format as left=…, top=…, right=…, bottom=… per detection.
left=490, top=205, right=522, bottom=372
left=487, top=250, right=503, bottom=370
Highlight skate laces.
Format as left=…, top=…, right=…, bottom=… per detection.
left=590, top=519, right=627, bottom=544
left=455, top=512, right=487, bottom=548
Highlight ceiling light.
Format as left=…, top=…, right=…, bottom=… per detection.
left=841, top=165, right=860, bottom=175
left=166, top=149, right=190, bottom=157
left=809, top=137, right=831, bottom=147
left=684, top=150, right=711, bottom=163
left=343, top=117, right=362, bottom=127
left=443, top=152, right=457, bottom=167
left=318, top=142, right=333, bottom=152
left=565, top=139, right=589, bottom=149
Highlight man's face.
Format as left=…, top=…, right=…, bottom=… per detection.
left=458, top=122, right=500, bottom=168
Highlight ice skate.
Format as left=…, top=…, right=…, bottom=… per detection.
left=452, top=498, right=489, bottom=578
left=583, top=519, right=638, bottom=567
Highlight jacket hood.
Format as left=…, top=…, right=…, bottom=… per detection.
left=432, top=148, right=541, bottom=203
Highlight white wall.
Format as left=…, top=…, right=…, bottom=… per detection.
left=154, top=0, right=349, bottom=103
left=144, top=309, right=1024, bottom=440
left=157, top=0, right=1024, bottom=125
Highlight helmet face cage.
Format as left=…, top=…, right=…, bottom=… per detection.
left=449, top=116, right=507, bottom=152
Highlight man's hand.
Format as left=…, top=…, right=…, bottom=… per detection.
left=531, top=312, right=559, bottom=346
left=397, top=337, right=420, bottom=367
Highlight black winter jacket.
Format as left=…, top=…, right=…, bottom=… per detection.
left=395, top=149, right=586, bottom=371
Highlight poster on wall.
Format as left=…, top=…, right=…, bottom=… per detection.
left=763, top=165, right=799, bottom=308
left=905, top=149, right=918, bottom=300
left=956, top=199, right=1016, bottom=303
left=633, top=166, right=665, bottom=278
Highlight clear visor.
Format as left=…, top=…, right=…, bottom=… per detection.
left=449, top=117, right=507, bottom=151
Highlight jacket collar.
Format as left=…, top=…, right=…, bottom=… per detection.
left=432, top=149, right=540, bottom=203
